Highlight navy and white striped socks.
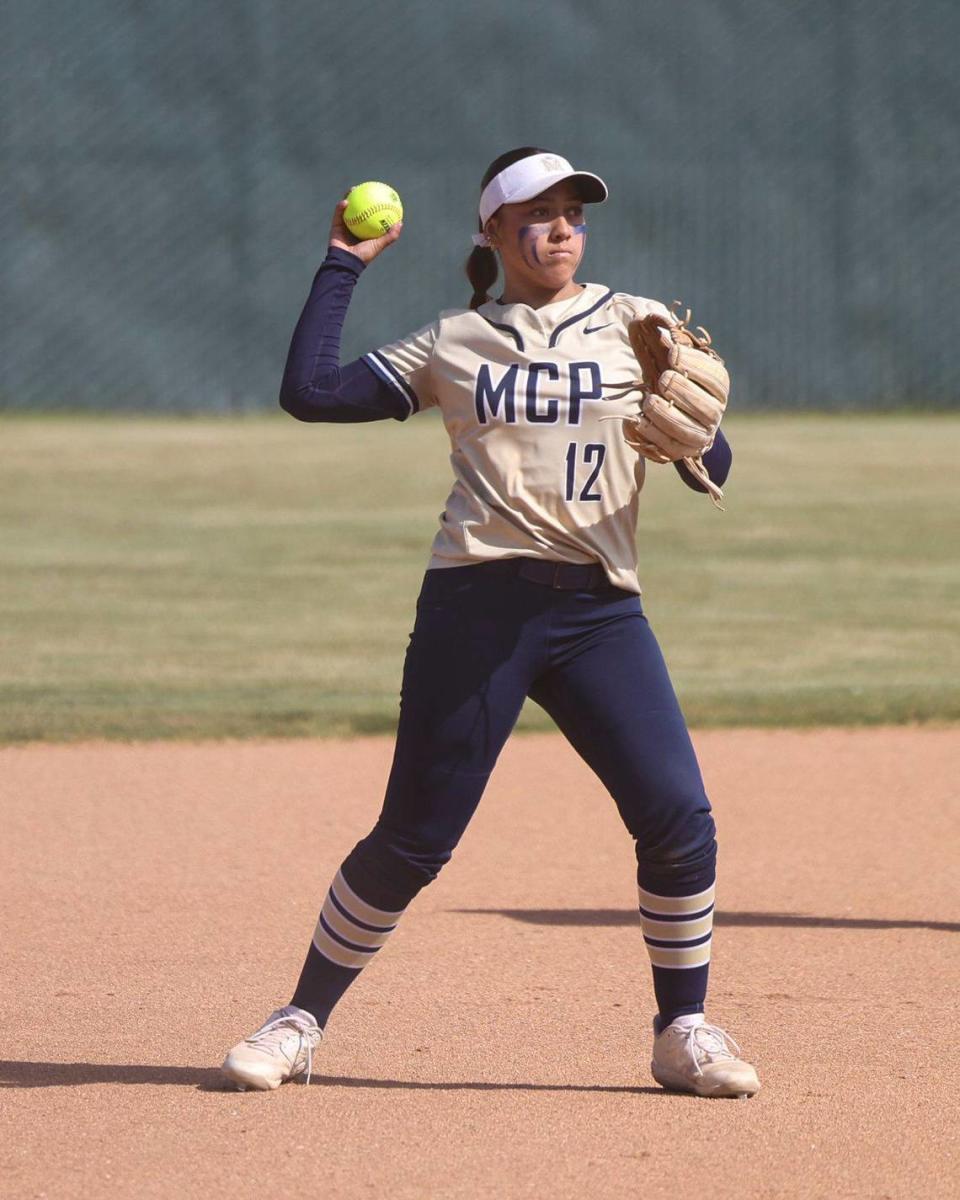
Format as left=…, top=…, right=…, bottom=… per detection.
left=292, top=857, right=718, bottom=1031
left=291, top=866, right=408, bottom=1027
left=638, top=873, right=716, bottom=1027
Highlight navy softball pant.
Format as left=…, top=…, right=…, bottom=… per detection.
left=292, top=559, right=717, bottom=1026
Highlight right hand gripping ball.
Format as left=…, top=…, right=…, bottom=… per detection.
left=343, top=182, right=403, bottom=240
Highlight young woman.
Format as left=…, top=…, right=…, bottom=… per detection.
left=221, top=147, right=760, bottom=1099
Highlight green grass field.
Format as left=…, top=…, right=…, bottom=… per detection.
left=1, top=413, right=957, bottom=742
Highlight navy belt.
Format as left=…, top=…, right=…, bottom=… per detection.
left=513, top=559, right=610, bottom=590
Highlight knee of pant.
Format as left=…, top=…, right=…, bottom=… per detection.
left=345, top=826, right=452, bottom=903
left=636, top=830, right=716, bottom=898
left=636, top=804, right=717, bottom=871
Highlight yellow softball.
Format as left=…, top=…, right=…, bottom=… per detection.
left=343, top=182, right=403, bottom=240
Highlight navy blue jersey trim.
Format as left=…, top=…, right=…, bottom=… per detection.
left=364, top=351, right=419, bottom=413
left=479, top=317, right=525, bottom=351
left=548, top=291, right=615, bottom=349
left=364, top=351, right=419, bottom=414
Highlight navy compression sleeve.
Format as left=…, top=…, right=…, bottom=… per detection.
left=279, top=248, right=408, bottom=423
left=673, top=428, right=732, bottom=493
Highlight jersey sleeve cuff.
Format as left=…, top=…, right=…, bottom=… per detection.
left=362, top=351, right=420, bottom=417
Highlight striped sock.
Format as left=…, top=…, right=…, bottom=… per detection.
left=313, top=868, right=405, bottom=968
left=290, top=867, right=407, bottom=1026
left=638, top=881, right=715, bottom=1026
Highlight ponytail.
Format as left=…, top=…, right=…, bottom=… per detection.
left=465, top=146, right=549, bottom=309
left=465, top=244, right=498, bottom=310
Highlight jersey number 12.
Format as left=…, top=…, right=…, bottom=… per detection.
left=564, top=442, right=605, bottom=502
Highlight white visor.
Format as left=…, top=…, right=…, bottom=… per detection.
left=476, top=152, right=608, bottom=232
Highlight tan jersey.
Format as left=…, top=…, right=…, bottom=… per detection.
left=364, top=283, right=672, bottom=594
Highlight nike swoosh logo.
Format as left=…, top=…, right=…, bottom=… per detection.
left=583, top=322, right=613, bottom=335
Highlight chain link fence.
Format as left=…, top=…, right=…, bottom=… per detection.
left=3, top=0, right=958, bottom=411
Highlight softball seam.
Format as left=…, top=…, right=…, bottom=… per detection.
left=346, top=202, right=401, bottom=225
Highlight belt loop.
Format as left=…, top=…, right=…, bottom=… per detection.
left=552, top=562, right=564, bottom=589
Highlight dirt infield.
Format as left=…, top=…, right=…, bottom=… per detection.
left=2, top=729, right=957, bottom=1199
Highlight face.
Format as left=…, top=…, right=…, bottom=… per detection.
left=486, top=180, right=587, bottom=296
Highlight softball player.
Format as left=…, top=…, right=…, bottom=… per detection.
left=222, top=147, right=760, bottom=1099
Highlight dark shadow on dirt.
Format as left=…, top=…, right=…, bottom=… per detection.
left=0, top=1060, right=222, bottom=1088
left=308, top=1076, right=662, bottom=1095
left=455, top=909, right=960, bottom=932
left=0, top=1059, right=662, bottom=1096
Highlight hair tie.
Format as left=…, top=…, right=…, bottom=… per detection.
left=471, top=231, right=492, bottom=248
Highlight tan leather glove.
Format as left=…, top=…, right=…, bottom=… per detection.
left=623, top=307, right=729, bottom=506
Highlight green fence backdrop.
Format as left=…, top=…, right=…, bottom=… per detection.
left=3, top=1, right=958, bottom=412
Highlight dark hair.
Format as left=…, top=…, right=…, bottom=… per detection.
left=465, top=145, right=551, bottom=310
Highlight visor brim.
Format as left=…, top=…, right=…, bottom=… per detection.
left=506, top=169, right=609, bottom=208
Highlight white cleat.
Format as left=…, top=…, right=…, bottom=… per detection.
left=651, top=1015, right=760, bottom=1099
left=221, top=1005, right=322, bottom=1092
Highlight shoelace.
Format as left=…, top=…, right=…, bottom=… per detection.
left=681, top=1023, right=742, bottom=1075
left=247, top=1014, right=322, bottom=1085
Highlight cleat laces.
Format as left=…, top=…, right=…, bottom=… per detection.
left=246, top=1012, right=322, bottom=1085
left=680, top=1023, right=742, bottom=1077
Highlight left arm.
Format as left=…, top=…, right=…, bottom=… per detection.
left=673, top=428, right=732, bottom=493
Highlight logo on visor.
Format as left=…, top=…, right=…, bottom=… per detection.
left=540, top=156, right=566, bottom=173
